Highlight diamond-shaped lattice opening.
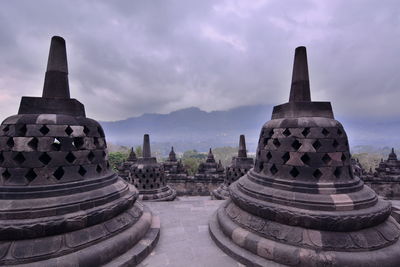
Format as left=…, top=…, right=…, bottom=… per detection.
left=53, top=167, right=65, bottom=180
left=283, top=128, right=291, bottom=137
left=2, top=169, right=11, bottom=180
left=282, top=152, right=290, bottom=164
left=337, top=128, right=343, bottom=136
left=25, top=169, right=37, bottom=182
left=98, top=126, right=105, bottom=137
left=39, top=152, right=51, bottom=165
left=39, top=125, right=50, bottom=135
left=268, top=129, right=274, bottom=137
left=7, top=137, right=14, bottom=148
left=94, top=137, right=100, bottom=148
left=102, top=151, right=107, bottom=159
left=263, top=138, right=269, bottom=146
left=0, top=153, right=3, bottom=163
left=291, top=140, right=301, bottom=150
left=13, top=152, right=26, bottom=164
left=273, top=139, right=281, bottom=148
left=266, top=151, right=272, bottom=161
left=78, top=166, right=87, bottom=176
left=270, top=164, right=278, bottom=175
left=65, top=126, right=73, bottom=136
left=83, top=126, right=90, bottom=135
left=106, top=161, right=110, bottom=169
left=334, top=167, right=342, bottom=178
left=301, top=153, right=310, bottom=165
left=332, top=139, right=339, bottom=149
left=28, top=137, right=38, bottom=150
left=322, top=128, right=329, bottom=136
left=73, top=137, right=84, bottom=149
left=290, top=167, right=300, bottom=178
left=302, top=127, right=310, bottom=137
left=88, top=151, right=95, bottom=162
left=16, top=124, right=27, bottom=136
left=341, top=153, right=346, bottom=162
left=321, top=154, right=332, bottom=164
left=52, top=138, right=61, bottom=151
left=2, top=125, right=9, bottom=133
left=313, top=140, right=321, bottom=151
left=65, top=152, right=76, bottom=163
left=96, top=164, right=102, bottom=173
left=313, top=169, right=323, bottom=179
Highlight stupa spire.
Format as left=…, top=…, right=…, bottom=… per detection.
left=127, top=147, right=137, bottom=161
left=289, top=46, right=311, bottom=102
left=142, top=134, right=151, bottom=158
left=42, top=36, right=70, bottom=98
left=238, top=134, right=247, bottom=158
left=169, top=146, right=177, bottom=161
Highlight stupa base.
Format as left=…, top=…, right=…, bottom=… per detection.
left=139, top=185, right=177, bottom=201
left=211, top=184, right=230, bottom=200
left=209, top=200, right=400, bottom=267
left=2, top=203, right=160, bottom=267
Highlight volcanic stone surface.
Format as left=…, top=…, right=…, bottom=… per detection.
left=0, top=36, right=159, bottom=266
left=362, top=148, right=400, bottom=199
left=209, top=46, right=400, bottom=266
left=194, top=148, right=225, bottom=182
left=163, top=146, right=188, bottom=182
left=130, top=134, right=176, bottom=201
left=118, top=147, right=137, bottom=182
left=212, top=135, right=254, bottom=200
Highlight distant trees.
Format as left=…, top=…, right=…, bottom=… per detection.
left=181, top=150, right=206, bottom=175
left=108, top=151, right=128, bottom=170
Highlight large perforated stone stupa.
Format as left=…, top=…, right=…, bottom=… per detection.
left=0, top=36, right=160, bottom=266
left=212, top=135, right=254, bottom=200
left=209, top=46, right=400, bottom=266
left=130, top=134, right=176, bottom=201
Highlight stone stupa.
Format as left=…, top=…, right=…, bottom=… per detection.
left=130, top=134, right=176, bottom=201
left=194, top=148, right=225, bottom=182
left=163, top=146, right=188, bottom=182
left=209, top=46, right=400, bottom=266
left=117, top=147, right=137, bottom=182
left=212, top=135, right=254, bottom=200
left=0, top=36, right=160, bottom=266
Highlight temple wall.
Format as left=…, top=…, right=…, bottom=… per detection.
left=364, top=181, right=400, bottom=200
left=168, top=180, right=221, bottom=196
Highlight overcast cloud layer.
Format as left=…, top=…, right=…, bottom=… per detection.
left=0, top=0, right=399, bottom=121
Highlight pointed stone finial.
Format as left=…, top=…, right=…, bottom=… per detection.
left=289, top=46, right=311, bottom=102
left=42, top=36, right=70, bottom=99
left=389, top=148, right=397, bottom=160
left=169, top=146, right=177, bottom=161
left=238, top=134, right=247, bottom=158
left=208, top=148, right=214, bottom=158
left=142, top=134, right=151, bottom=158
left=127, top=147, right=137, bottom=161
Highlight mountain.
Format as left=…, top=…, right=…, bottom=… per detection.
left=99, top=105, right=400, bottom=156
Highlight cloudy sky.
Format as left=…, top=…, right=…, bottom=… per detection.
left=0, top=0, right=399, bottom=121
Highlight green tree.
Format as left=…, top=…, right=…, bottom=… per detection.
left=108, top=151, right=128, bottom=171
left=135, top=146, right=142, bottom=157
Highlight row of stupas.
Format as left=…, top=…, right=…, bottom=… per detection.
left=1, top=36, right=399, bottom=266
left=118, top=134, right=253, bottom=199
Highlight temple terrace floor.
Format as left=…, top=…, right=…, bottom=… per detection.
left=138, top=196, right=243, bottom=267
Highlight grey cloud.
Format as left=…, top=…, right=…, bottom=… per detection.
left=0, top=0, right=399, bottom=120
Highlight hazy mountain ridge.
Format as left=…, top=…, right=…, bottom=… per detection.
left=100, top=105, right=400, bottom=155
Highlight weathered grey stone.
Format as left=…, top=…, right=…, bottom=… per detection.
left=0, top=36, right=159, bottom=266
left=209, top=46, right=400, bottom=266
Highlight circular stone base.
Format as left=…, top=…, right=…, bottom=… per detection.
left=209, top=200, right=400, bottom=267
left=139, top=185, right=177, bottom=201
left=4, top=204, right=160, bottom=267
left=212, top=184, right=230, bottom=200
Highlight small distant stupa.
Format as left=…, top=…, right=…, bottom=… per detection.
left=130, top=134, right=176, bottom=201
left=212, top=135, right=254, bottom=200
left=194, top=148, right=225, bottom=182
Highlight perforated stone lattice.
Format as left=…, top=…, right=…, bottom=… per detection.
left=0, top=122, right=110, bottom=185
left=226, top=166, right=251, bottom=185
left=131, top=165, right=167, bottom=190
left=254, top=126, right=353, bottom=182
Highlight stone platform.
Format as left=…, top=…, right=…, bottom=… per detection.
left=138, top=196, right=242, bottom=267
